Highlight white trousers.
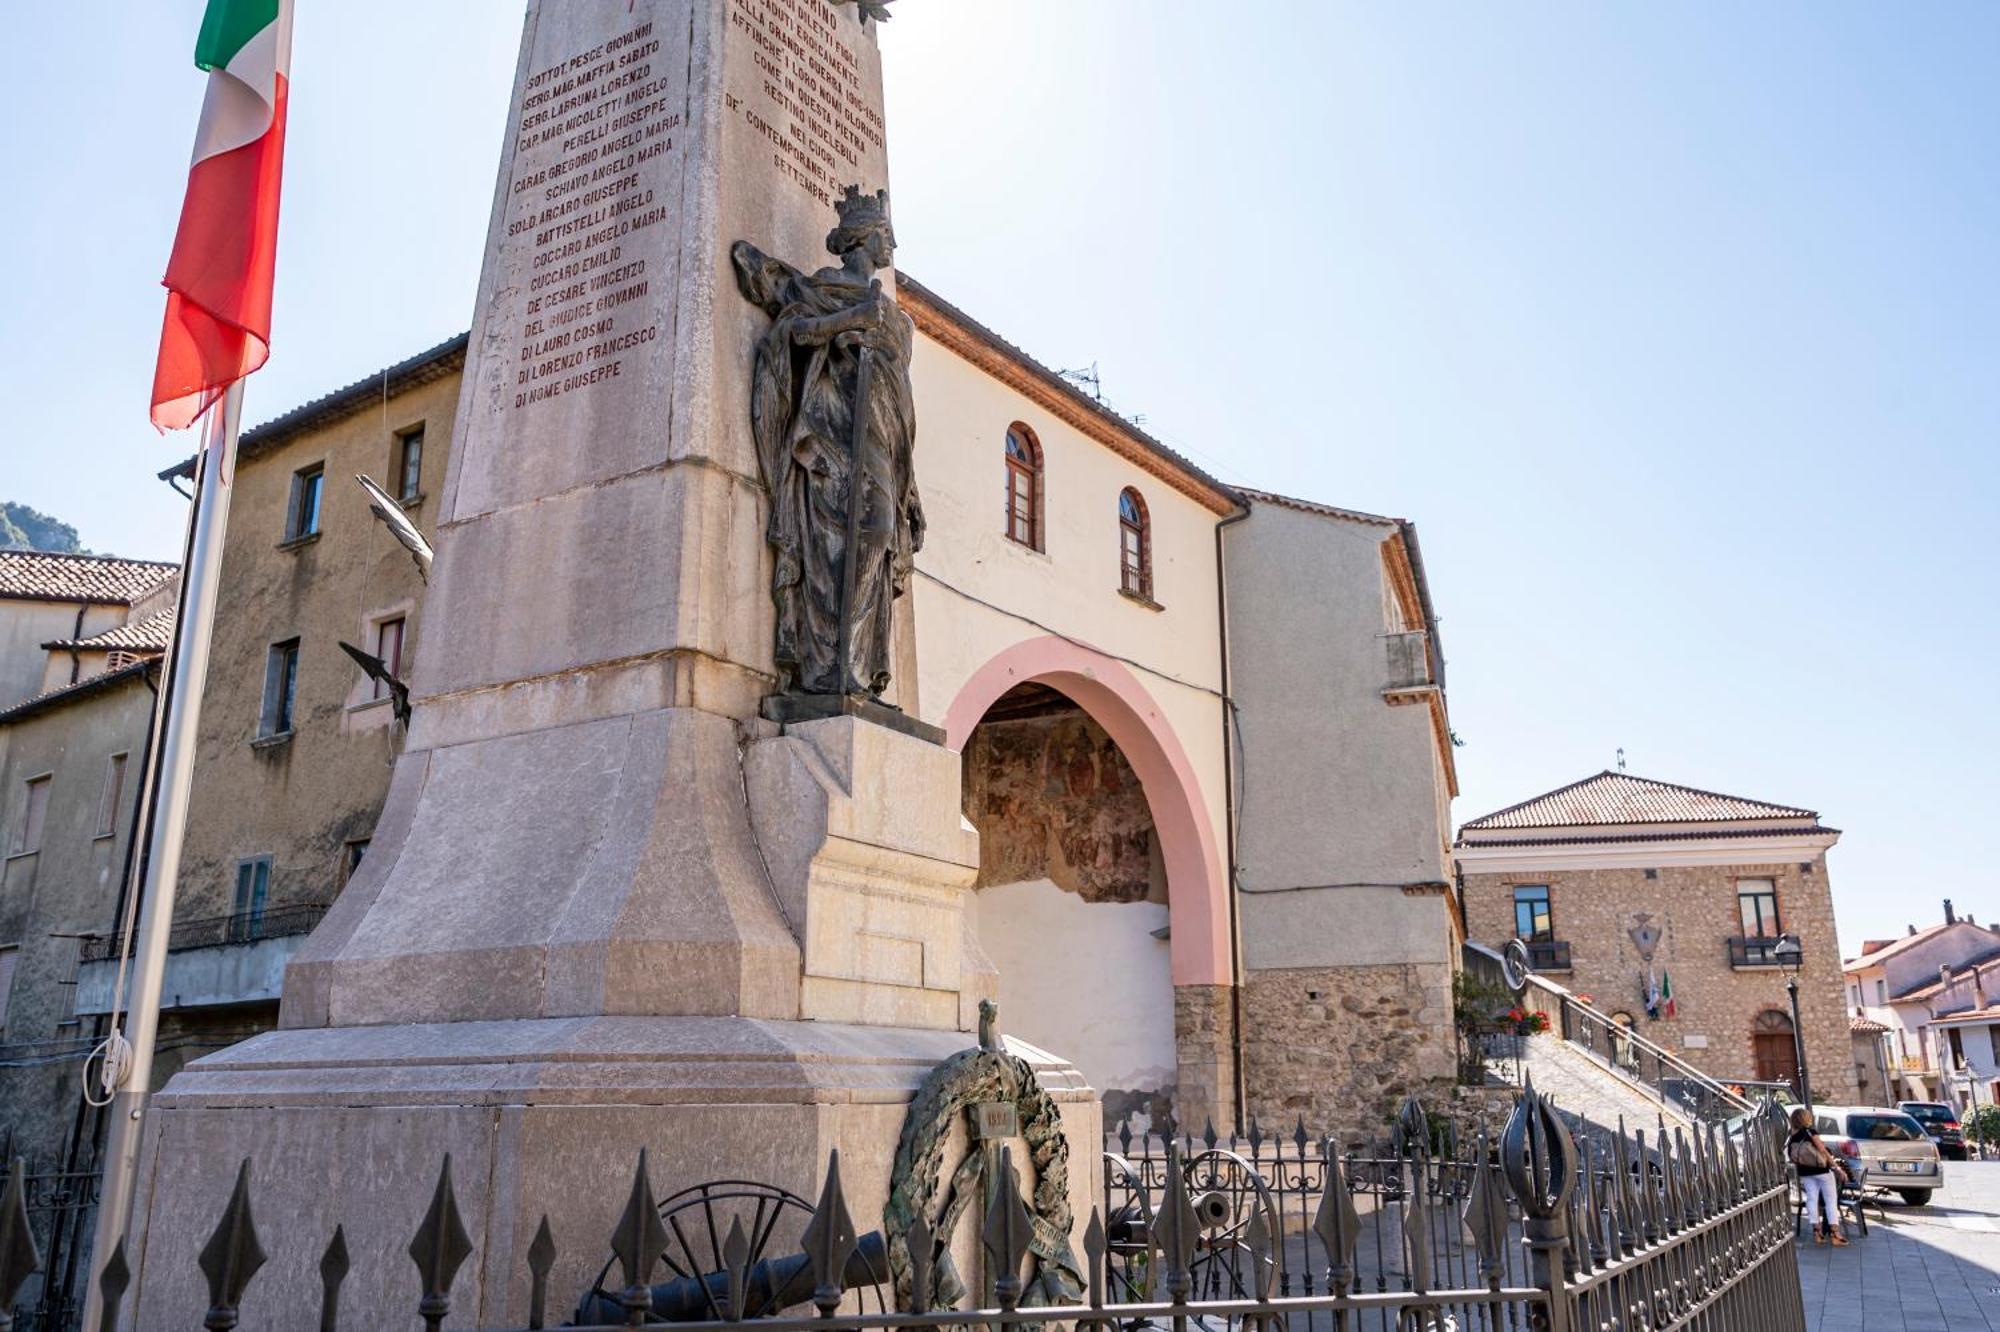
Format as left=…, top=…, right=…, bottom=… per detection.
left=1800, top=1171, right=1841, bottom=1229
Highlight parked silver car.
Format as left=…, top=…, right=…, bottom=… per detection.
left=1798, top=1105, right=1943, bottom=1206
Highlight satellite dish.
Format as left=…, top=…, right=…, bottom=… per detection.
left=1502, top=938, right=1531, bottom=994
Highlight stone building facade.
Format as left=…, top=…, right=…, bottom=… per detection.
left=35, top=299, right=1456, bottom=1165
left=0, top=556, right=181, bottom=1172
left=1224, top=494, right=1461, bottom=1138
left=1457, top=772, right=1856, bottom=1104
left=1843, top=903, right=2000, bottom=1106
left=70, top=338, right=467, bottom=1067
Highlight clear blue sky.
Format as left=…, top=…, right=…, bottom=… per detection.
left=2, top=3, right=1993, bottom=949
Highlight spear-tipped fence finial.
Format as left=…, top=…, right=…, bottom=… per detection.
left=0, top=1157, right=42, bottom=1327
left=610, top=1150, right=669, bottom=1323
left=409, top=1154, right=475, bottom=1331
left=983, top=1145, right=1035, bottom=1311
left=94, top=1240, right=129, bottom=1332
left=318, top=1226, right=349, bottom=1332
left=527, top=1216, right=557, bottom=1330
left=198, top=1159, right=267, bottom=1331
left=1312, top=1140, right=1361, bottom=1292
left=802, top=1150, right=859, bottom=1317
left=1156, top=1143, right=1199, bottom=1303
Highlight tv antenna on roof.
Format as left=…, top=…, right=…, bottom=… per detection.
left=1616, top=747, right=1627, bottom=773
left=1059, top=362, right=1103, bottom=404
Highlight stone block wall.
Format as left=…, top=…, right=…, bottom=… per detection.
left=1462, top=856, right=1856, bottom=1102
left=1173, top=983, right=1236, bottom=1133
left=1239, top=961, right=1456, bottom=1141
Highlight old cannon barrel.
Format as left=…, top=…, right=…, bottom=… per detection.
left=576, top=1230, right=889, bottom=1325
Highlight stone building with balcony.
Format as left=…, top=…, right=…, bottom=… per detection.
left=1456, top=770, right=1855, bottom=1102
left=69, top=337, right=469, bottom=1071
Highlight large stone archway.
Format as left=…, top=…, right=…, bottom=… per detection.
left=942, top=636, right=1234, bottom=1129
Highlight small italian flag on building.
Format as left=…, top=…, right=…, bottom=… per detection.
left=151, top=0, right=294, bottom=431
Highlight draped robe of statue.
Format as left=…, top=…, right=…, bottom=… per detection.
left=732, top=241, right=923, bottom=696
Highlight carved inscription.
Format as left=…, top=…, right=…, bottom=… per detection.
left=725, top=0, right=886, bottom=205
left=503, top=19, right=681, bottom=411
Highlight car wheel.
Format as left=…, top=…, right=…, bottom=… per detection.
left=1897, top=1189, right=1933, bottom=1207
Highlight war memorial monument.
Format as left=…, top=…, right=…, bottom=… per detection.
left=116, top=0, right=1100, bottom=1322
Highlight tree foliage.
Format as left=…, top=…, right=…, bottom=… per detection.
left=0, top=502, right=86, bottom=554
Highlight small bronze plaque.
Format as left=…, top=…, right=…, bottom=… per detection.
left=971, top=1101, right=1019, bottom=1140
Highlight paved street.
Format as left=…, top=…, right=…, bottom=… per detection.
left=1798, top=1160, right=2000, bottom=1331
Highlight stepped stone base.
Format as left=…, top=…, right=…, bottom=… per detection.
left=123, top=1017, right=1101, bottom=1329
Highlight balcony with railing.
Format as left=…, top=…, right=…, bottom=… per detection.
left=1727, top=935, right=1788, bottom=969
left=1524, top=937, right=1572, bottom=972
left=74, top=903, right=328, bottom=1015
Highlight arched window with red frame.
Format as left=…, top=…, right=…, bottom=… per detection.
left=1004, top=424, right=1043, bottom=550
left=1118, top=486, right=1151, bottom=599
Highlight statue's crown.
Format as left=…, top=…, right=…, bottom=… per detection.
left=836, top=185, right=891, bottom=231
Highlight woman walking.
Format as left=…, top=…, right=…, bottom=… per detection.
left=1789, top=1106, right=1849, bottom=1245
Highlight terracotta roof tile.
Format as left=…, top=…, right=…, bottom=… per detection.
left=1460, top=771, right=1818, bottom=831
left=43, top=607, right=176, bottom=653
left=0, top=551, right=177, bottom=605
left=1237, top=488, right=1402, bottom=528
left=1849, top=1015, right=1890, bottom=1035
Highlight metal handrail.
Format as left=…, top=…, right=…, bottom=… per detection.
left=78, top=902, right=328, bottom=964
left=1521, top=970, right=1755, bottom=1120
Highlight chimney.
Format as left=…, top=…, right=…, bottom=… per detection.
left=1943, top=898, right=1955, bottom=924
left=1908, top=924, right=1918, bottom=936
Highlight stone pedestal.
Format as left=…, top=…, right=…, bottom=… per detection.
left=123, top=0, right=1099, bottom=1324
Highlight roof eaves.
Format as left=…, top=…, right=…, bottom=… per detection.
left=896, top=274, right=1243, bottom=516
left=162, top=331, right=471, bottom=480
left=1237, top=488, right=1402, bottom=527
left=0, top=658, right=159, bottom=724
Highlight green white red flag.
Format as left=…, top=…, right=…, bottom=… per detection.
left=150, top=0, right=293, bottom=431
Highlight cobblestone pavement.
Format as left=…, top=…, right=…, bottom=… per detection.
left=1798, top=1159, right=2000, bottom=1331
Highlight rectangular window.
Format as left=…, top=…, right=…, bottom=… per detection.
left=261, top=639, right=300, bottom=736
left=230, top=857, right=271, bottom=941
left=344, top=838, right=370, bottom=882
left=397, top=427, right=425, bottom=502
left=373, top=617, right=406, bottom=697
left=0, top=946, right=17, bottom=1030
left=1989, top=1027, right=2000, bottom=1067
left=1736, top=878, right=1780, bottom=937
left=1948, top=1027, right=1966, bottom=1068
left=12, top=775, right=51, bottom=855
left=1513, top=884, right=1553, bottom=941
left=287, top=464, right=325, bottom=540
left=1876, top=979, right=1888, bottom=1005
left=95, top=752, right=129, bottom=838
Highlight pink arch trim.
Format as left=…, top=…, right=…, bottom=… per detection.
left=943, top=636, right=1232, bottom=987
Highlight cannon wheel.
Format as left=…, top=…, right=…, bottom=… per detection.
left=583, top=1178, right=891, bottom=1323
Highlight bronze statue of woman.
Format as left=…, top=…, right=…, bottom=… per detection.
left=732, top=186, right=923, bottom=698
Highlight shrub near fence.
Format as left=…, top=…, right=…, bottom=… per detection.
left=0, top=1083, right=1805, bottom=1331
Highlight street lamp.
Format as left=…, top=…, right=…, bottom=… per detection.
left=1772, top=933, right=1811, bottom=1110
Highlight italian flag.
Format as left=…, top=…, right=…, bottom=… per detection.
left=150, top=0, right=294, bottom=431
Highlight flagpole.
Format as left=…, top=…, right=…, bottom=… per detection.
left=83, top=380, right=244, bottom=1327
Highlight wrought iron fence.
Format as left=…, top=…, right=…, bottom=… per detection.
left=0, top=1086, right=1804, bottom=1332
left=1, top=1157, right=99, bottom=1332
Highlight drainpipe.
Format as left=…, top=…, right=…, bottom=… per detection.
left=1214, top=501, right=1251, bottom=1131
left=67, top=601, right=88, bottom=684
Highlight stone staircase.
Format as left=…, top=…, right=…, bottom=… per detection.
left=1496, top=1032, right=1698, bottom=1144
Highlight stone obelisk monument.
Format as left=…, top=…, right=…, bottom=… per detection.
left=122, top=1, right=1098, bottom=1324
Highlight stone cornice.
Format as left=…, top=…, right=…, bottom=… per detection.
left=1454, top=830, right=1839, bottom=873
